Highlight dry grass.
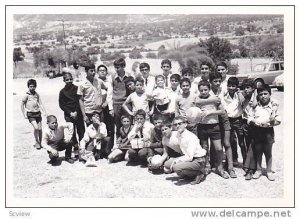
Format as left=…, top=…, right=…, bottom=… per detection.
left=12, top=78, right=284, bottom=200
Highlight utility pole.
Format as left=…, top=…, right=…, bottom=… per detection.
left=57, top=19, right=66, bottom=50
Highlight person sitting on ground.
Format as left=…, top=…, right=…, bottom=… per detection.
left=79, top=113, right=111, bottom=166
left=126, top=109, right=154, bottom=165
left=41, top=115, right=75, bottom=165
left=108, top=115, right=133, bottom=163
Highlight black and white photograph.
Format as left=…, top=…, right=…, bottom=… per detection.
left=5, top=5, right=295, bottom=210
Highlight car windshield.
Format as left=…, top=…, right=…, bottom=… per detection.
left=253, top=64, right=267, bottom=72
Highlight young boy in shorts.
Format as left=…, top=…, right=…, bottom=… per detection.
left=196, top=80, right=229, bottom=179
left=165, top=74, right=181, bottom=121
left=246, top=84, right=281, bottom=181
left=221, top=77, right=247, bottom=165
left=41, top=115, right=74, bottom=165
left=21, top=79, right=47, bottom=149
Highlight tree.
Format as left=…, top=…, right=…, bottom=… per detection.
left=13, top=47, right=25, bottom=66
left=146, top=52, right=157, bottom=59
left=129, top=48, right=143, bottom=59
left=200, top=37, right=233, bottom=62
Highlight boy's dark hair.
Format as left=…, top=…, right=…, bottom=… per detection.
left=200, top=61, right=213, bottom=70
left=124, top=76, right=135, bottom=85
left=113, top=58, right=126, bottom=68
left=84, top=63, right=95, bottom=73
left=63, top=72, right=73, bottom=80
left=170, top=73, right=181, bottom=81
left=209, top=72, right=222, bottom=83
left=155, top=74, right=165, bottom=82
left=47, top=115, right=57, bottom=123
left=227, top=77, right=239, bottom=86
left=135, top=77, right=145, bottom=85
left=135, top=109, right=146, bottom=118
left=257, top=84, right=272, bottom=95
left=173, top=116, right=187, bottom=124
left=180, top=77, right=191, bottom=86
left=152, top=114, right=164, bottom=121
left=216, top=61, right=228, bottom=69
left=181, top=67, right=193, bottom=76
left=97, top=64, right=108, bottom=72
left=161, top=59, right=172, bottom=68
left=27, top=79, right=37, bottom=87
left=198, top=80, right=211, bottom=90
left=241, top=79, right=255, bottom=89
left=161, top=119, right=172, bottom=128
left=139, top=62, right=150, bottom=70
left=73, top=62, right=79, bottom=70
left=121, top=114, right=132, bottom=122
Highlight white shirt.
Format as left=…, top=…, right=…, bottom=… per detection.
left=162, top=131, right=182, bottom=154
left=126, top=92, right=150, bottom=114
left=100, top=76, right=113, bottom=110
left=221, top=91, right=243, bottom=118
left=142, top=75, right=156, bottom=96
left=165, top=87, right=181, bottom=114
left=80, top=123, right=107, bottom=150
left=176, top=130, right=206, bottom=162
left=41, top=123, right=73, bottom=151
left=127, top=121, right=154, bottom=147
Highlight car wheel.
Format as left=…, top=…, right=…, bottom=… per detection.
left=255, top=79, right=264, bottom=88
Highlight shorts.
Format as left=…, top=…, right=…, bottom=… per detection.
left=228, top=117, right=244, bottom=136
left=27, top=111, right=42, bottom=123
left=198, top=123, right=221, bottom=140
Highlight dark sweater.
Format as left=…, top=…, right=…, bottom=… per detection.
left=59, top=84, right=81, bottom=117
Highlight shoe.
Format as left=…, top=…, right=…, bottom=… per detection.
left=33, top=143, right=41, bottom=150
left=65, top=157, right=74, bottom=164
left=252, top=170, right=263, bottom=179
left=245, top=171, right=253, bottom=180
left=48, top=157, right=57, bottom=164
left=266, top=171, right=275, bottom=181
left=94, top=150, right=101, bottom=161
left=190, top=174, right=206, bottom=185
left=229, top=169, right=237, bottom=178
left=204, top=167, right=211, bottom=175
left=216, top=170, right=230, bottom=179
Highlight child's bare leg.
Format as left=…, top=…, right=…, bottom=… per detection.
left=108, top=149, right=124, bottom=163
left=223, top=130, right=233, bottom=171
left=30, top=120, right=41, bottom=147
left=37, top=121, right=42, bottom=144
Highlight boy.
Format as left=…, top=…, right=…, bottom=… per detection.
left=97, top=64, right=114, bottom=148
left=165, top=74, right=181, bottom=120
left=151, top=75, right=170, bottom=116
left=108, top=115, right=133, bottom=163
left=196, top=80, right=229, bottom=179
left=175, top=78, right=197, bottom=134
left=126, top=109, right=154, bottom=164
left=124, top=76, right=136, bottom=95
left=59, top=72, right=85, bottom=159
left=182, top=67, right=197, bottom=95
left=112, top=58, right=133, bottom=137
left=246, top=84, right=280, bottom=181
left=41, top=115, right=74, bottom=164
left=221, top=77, right=247, bottom=165
left=149, top=120, right=182, bottom=173
left=79, top=113, right=111, bottom=162
left=139, top=62, right=155, bottom=96
left=161, top=59, right=172, bottom=88
left=122, top=77, right=153, bottom=119
left=21, top=79, right=47, bottom=149
left=77, top=63, right=107, bottom=126
left=208, top=72, right=236, bottom=178
left=170, top=116, right=207, bottom=185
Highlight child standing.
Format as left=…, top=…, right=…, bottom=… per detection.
left=59, top=73, right=85, bottom=159
left=122, top=77, right=153, bottom=119
left=108, top=115, right=133, bottom=163
left=21, top=79, right=47, bottom=149
left=247, top=84, right=280, bottom=181
left=151, top=75, right=170, bottom=116
left=165, top=73, right=181, bottom=120
left=221, top=77, right=247, bottom=165
left=196, top=80, right=229, bottom=179
left=161, top=59, right=172, bottom=88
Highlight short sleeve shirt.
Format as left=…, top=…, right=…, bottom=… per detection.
left=22, top=91, right=40, bottom=112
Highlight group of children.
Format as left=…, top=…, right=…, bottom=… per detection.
left=20, top=58, right=281, bottom=185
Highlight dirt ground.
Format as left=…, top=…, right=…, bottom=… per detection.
left=12, top=77, right=284, bottom=200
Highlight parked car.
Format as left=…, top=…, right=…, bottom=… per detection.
left=273, top=74, right=284, bottom=91
left=236, top=60, right=284, bottom=88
